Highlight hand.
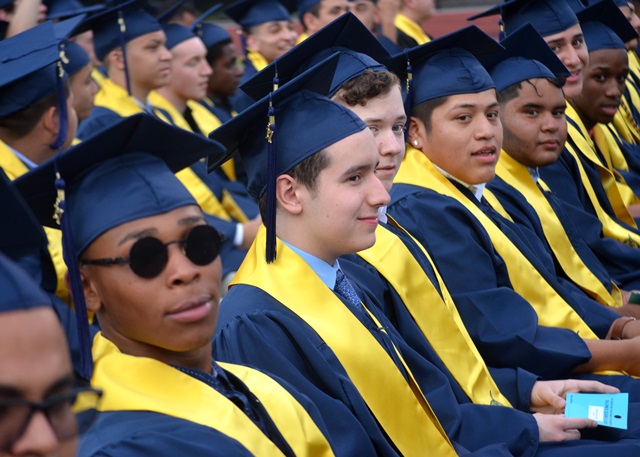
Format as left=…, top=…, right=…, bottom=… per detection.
left=533, top=413, right=597, bottom=442
left=240, top=216, right=262, bottom=250
left=530, top=380, right=619, bottom=414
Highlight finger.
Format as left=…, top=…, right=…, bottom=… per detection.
left=563, top=417, right=598, bottom=430
left=571, top=380, right=620, bottom=394
left=561, top=429, right=582, bottom=441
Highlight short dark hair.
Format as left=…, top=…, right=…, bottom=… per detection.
left=332, top=69, right=401, bottom=107
left=410, top=95, right=449, bottom=134
left=497, top=77, right=566, bottom=105
left=258, top=149, right=330, bottom=220
left=206, top=38, right=234, bottom=66
left=0, top=83, right=69, bottom=139
left=301, top=3, right=322, bottom=31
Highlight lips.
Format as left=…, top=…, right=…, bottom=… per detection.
left=358, top=215, right=380, bottom=226
left=601, top=103, right=620, bottom=117
left=471, top=146, right=497, bottom=157
left=166, top=296, right=213, bottom=323
left=539, top=139, right=561, bottom=150
left=566, top=70, right=581, bottom=83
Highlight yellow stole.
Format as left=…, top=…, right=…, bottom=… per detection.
left=394, top=146, right=601, bottom=340
left=148, top=91, right=191, bottom=131
left=91, top=333, right=334, bottom=457
left=394, top=13, right=431, bottom=45
left=94, top=79, right=172, bottom=124
left=231, top=227, right=457, bottom=457
left=0, top=141, right=68, bottom=302
left=488, top=152, right=621, bottom=309
left=91, top=67, right=107, bottom=89
left=144, top=92, right=233, bottom=221
left=566, top=105, right=638, bottom=224
left=247, top=50, right=269, bottom=72
left=613, top=51, right=640, bottom=144
left=357, top=221, right=512, bottom=407
left=296, top=31, right=309, bottom=44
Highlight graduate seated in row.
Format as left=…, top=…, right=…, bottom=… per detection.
left=225, top=0, right=298, bottom=113
left=472, top=0, right=640, bottom=257
left=393, top=0, right=433, bottom=48
left=16, top=114, right=337, bottom=457
left=0, top=20, right=82, bottom=303
left=76, top=1, right=173, bottom=140
left=387, top=25, right=640, bottom=394
left=148, top=18, right=261, bottom=284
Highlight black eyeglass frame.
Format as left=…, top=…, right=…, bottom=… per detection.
left=0, top=386, right=103, bottom=451
left=79, top=224, right=224, bottom=279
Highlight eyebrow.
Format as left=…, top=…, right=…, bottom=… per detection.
left=342, top=163, right=376, bottom=177
left=545, top=38, right=566, bottom=46
left=449, top=102, right=499, bottom=111
left=118, top=228, right=159, bottom=246
left=364, top=115, right=408, bottom=124
left=179, top=215, right=206, bottom=226
left=0, top=375, right=74, bottom=400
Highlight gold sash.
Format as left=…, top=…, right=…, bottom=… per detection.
left=94, top=79, right=172, bottom=124
left=0, top=141, right=68, bottom=302
left=565, top=105, right=638, bottom=224
left=489, top=152, right=621, bottom=309
left=232, top=227, right=457, bottom=457
left=91, top=68, right=107, bottom=89
left=148, top=91, right=192, bottom=131
left=357, top=222, right=512, bottom=407
left=91, top=333, right=334, bottom=457
left=613, top=51, right=640, bottom=144
left=247, top=50, right=269, bottom=72
left=394, top=13, right=431, bottom=45
left=394, top=146, right=600, bottom=340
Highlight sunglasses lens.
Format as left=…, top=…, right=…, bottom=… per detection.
left=129, top=237, right=168, bottom=279
left=185, top=225, right=222, bottom=266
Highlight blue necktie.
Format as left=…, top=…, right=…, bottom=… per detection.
left=335, top=269, right=362, bottom=308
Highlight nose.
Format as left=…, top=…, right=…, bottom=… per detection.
left=10, top=411, right=59, bottom=455
left=605, top=79, right=623, bottom=99
left=540, top=112, right=560, bottom=133
left=378, top=128, right=404, bottom=158
left=160, top=45, right=172, bottom=62
left=369, top=173, right=391, bottom=207
left=202, top=61, right=213, bottom=77
left=474, top=116, right=497, bottom=140
left=560, top=46, right=581, bottom=70
left=165, top=244, right=200, bottom=287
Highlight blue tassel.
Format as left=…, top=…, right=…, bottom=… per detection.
left=50, top=60, right=68, bottom=150
left=265, top=93, right=277, bottom=263
left=118, top=10, right=132, bottom=96
left=54, top=163, right=93, bottom=381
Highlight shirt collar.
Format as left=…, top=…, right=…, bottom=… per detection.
left=281, top=240, right=339, bottom=289
left=434, top=163, right=486, bottom=202
left=7, top=144, right=38, bottom=169
left=527, top=166, right=540, bottom=183
left=378, top=206, right=388, bottom=224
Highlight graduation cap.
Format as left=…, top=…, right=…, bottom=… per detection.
left=577, top=0, right=638, bottom=51
left=483, top=24, right=570, bottom=92
left=52, top=13, right=92, bottom=77
left=0, top=0, right=13, bottom=9
left=240, top=12, right=390, bottom=101
left=0, top=169, right=58, bottom=293
left=191, top=4, right=231, bottom=49
left=469, top=0, right=580, bottom=40
left=161, top=23, right=196, bottom=49
left=156, top=0, right=188, bottom=23
left=0, top=252, right=54, bottom=314
left=14, top=114, right=227, bottom=380
left=386, top=25, right=503, bottom=112
left=46, top=0, right=104, bottom=21
left=208, top=54, right=363, bottom=262
left=298, top=0, right=319, bottom=19
left=224, top=0, right=292, bottom=30
left=0, top=20, right=79, bottom=150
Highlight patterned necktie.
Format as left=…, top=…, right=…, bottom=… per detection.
left=335, top=268, right=362, bottom=308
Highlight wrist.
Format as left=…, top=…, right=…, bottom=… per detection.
left=606, top=316, right=637, bottom=340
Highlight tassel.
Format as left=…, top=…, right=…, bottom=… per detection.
left=49, top=57, right=68, bottom=150
left=265, top=92, right=277, bottom=263
left=54, top=163, right=93, bottom=381
left=118, top=10, right=132, bottom=96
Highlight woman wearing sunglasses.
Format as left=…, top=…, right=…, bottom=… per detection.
left=15, top=114, right=337, bottom=457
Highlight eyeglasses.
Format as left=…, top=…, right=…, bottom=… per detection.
left=0, top=386, right=103, bottom=451
left=80, top=225, right=223, bottom=279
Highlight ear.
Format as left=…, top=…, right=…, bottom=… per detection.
left=245, top=34, right=259, bottom=54
left=302, top=12, right=318, bottom=32
left=40, top=105, right=60, bottom=140
left=408, top=115, right=427, bottom=150
left=107, top=48, right=125, bottom=72
left=275, top=174, right=304, bottom=215
left=76, top=269, right=104, bottom=313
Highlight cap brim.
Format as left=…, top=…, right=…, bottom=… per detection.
left=15, top=114, right=227, bottom=228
